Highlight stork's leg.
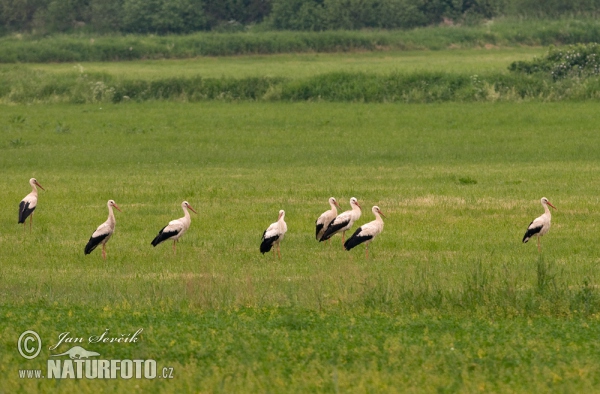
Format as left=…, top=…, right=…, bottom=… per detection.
left=102, top=244, right=106, bottom=260
left=366, top=244, right=369, bottom=259
left=277, top=244, right=282, bottom=259
left=342, top=231, right=346, bottom=244
left=537, top=236, right=541, bottom=253
left=173, top=240, right=177, bottom=254
left=29, top=214, right=33, bottom=232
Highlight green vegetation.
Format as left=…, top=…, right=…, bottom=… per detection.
left=2, top=18, right=600, bottom=62
left=3, top=0, right=600, bottom=35
left=1, top=101, right=600, bottom=391
left=24, top=48, right=545, bottom=80
left=4, top=46, right=600, bottom=104
left=510, top=43, right=600, bottom=80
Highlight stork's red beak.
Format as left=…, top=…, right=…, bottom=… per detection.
left=379, top=210, right=386, bottom=218
left=35, top=181, right=45, bottom=191
left=547, top=201, right=556, bottom=210
left=113, top=203, right=122, bottom=212
left=188, top=205, right=197, bottom=214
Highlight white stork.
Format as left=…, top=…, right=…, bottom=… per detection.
left=260, top=210, right=287, bottom=259
left=315, top=197, right=341, bottom=242
left=18, top=178, right=45, bottom=231
left=344, top=206, right=386, bottom=259
left=522, top=197, right=556, bottom=252
left=151, top=201, right=197, bottom=254
left=320, top=197, right=361, bottom=245
left=84, top=200, right=122, bottom=260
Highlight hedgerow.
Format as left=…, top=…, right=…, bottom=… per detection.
left=510, top=43, right=600, bottom=80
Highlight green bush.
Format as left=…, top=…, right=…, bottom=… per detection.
left=5, top=20, right=600, bottom=63
left=510, top=43, right=600, bottom=80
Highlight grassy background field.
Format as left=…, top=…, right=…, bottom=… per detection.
left=1, top=101, right=600, bottom=392
left=23, top=48, right=544, bottom=80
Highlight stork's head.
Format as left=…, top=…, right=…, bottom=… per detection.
left=108, top=199, right=122, bottom=212
left=541, top=197, right=556, bottom=210
left=372, top=206, right=386, bottom=218
left=30, top=178, right=45, bottom=191
left=278, top=210, right=285, bottom=220
left=329, top=197, right=341, bottom=209
left=182, top=201, right=197, bottom=214
left=350, top=197, right=361, bottom=210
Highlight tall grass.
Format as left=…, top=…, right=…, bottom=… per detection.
left=2, top=18, right=600, bottom=63
left=4, top=67, right=600, bottom=104
left=2, top=101, right=600, bottom=317
left=2, top=101, right=600, bottom=391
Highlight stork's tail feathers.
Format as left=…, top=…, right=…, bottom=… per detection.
left=315, top=223, right=324, bottom=241
left=260, top=235, right=279, bottom=254
left=84, top=234, right=108, bottom=255
left=18, top=201, right=33, bottom=224
left=522, top=224, right=542, bottom=244
left=151, top=226, right=169, bottom=247
left=343, top=228, right=367, bottom=251
left=84, top=240, right=98, bottom=255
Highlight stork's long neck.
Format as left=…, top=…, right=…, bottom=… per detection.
left=107, top=205, right=116, bottom=225
left=542, top=203, right=551, bottom=216
left=352, top=204, right=361, bottom=219
left=329, top=202, right=338, bottom=214
left=30, top=182, right=38, bottom=196
left=182, top=206, right=191, bottom=223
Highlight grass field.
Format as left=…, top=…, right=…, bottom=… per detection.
left=1, top=100, right=600, bottom=392
left=22, top=48, right=544, bottom=80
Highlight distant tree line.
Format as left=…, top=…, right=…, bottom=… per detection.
left=2, top=0, right=600, bottom=35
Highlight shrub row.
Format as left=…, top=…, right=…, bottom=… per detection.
left=510, top=43, right=600, bottom=80
left=4, top=19, right=600, bottom=63
left=3, top=67, right=600, bottom=104
left=3, top=0, right=600, bottom=35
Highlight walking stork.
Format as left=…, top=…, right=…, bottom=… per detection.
left=151, top=201, right=197, bottom=254
left=522, top=197, right=556, bottom=252
left=344, top=206, right=386, bottom=259
left=18, top=178, right=45, bottom=231
left=260, top=210, right=287, bottom=259
left=315, top=197, right=341, bottom=242
left=84, top=200, right=122, bottom=260
left=320, top=197, right=361, bottom=245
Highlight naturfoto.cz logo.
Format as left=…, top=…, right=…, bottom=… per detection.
left=17, top=329, right=174, bottom=380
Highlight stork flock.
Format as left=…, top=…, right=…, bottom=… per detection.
left=18, top=178, right=557, bottom=260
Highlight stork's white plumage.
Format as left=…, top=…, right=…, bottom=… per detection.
left=522, top=197, right=556, bottom=252
left=344, top=206, right=386, bottom=258
left=18, top=178, right=45, bottom=231
left=320, top=197, right=361, bottom=245
left=260, top=210, right=287, bottom=259
left=84, top=200, right=121, bottom=260
left=315, top=197, right=341, bottom=242
left=151, top=201, right=197, bottom=254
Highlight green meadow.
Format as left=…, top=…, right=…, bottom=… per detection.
left=2, top=101, right=600, bottom=392
left=23, top=47, right=543, bottom=80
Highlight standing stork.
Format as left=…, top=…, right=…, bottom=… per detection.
left=18, top=178, right=45, bottom=231
left=320, top=197, right=361, bottom=245
left=151, top=201, right=197, bottom=254
left=260, top=210, right=287, bottom=259
left=315, top=197, right=341, bottom=242
left=344, top=206, right=386, bottom=259
left=522, top=197, right=556, bottom=252
left=84, top=200, right=122, bottom=260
